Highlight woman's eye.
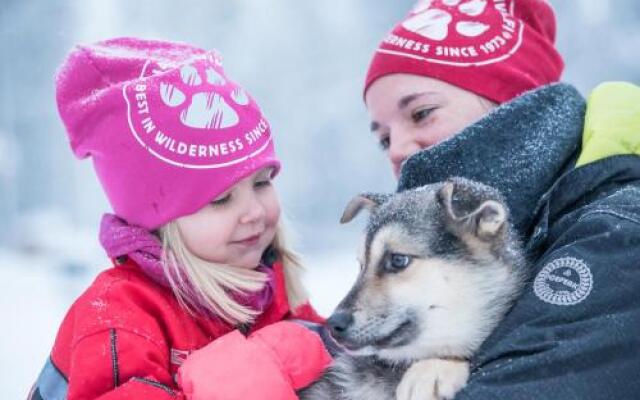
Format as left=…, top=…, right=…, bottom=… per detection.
left=378, top=135, right=390, bottom=151
left=385, top=253, right=413, bottom=272
left=411, top=108, right=435, bottom=123
left=211, top=193, right=231, bottom=206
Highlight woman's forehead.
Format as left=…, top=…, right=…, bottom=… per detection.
left=366, top=75, right=449, bottom=121
left=367, top=75, right=452, bottom=104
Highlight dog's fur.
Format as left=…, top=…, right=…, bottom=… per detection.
left=299, top=178, right=527, bottom=400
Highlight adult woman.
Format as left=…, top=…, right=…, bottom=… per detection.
left=363, top=0, right=640, bottom=398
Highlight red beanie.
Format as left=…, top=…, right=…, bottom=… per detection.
left=364, top=0, right=564, bottom=103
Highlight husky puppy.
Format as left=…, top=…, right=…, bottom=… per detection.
left=299, top=177, right=527, bottom=400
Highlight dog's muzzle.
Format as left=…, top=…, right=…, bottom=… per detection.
left=327, top=311, right=354, bottom=340
left=327, top=309, right=417, bottom=351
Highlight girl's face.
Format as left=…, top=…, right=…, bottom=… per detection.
left=175, top=167, right=280, bottom=269
left=365, top=74, right=496, bottom=178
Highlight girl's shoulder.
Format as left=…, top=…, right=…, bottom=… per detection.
left=85, top=258, right=167, bottom=295
left=80, top=258, right=174, bottom=312
left=63, top=259, right=185, bottom=344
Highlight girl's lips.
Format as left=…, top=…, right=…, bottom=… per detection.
left=233, top=234, right=261, bottom=246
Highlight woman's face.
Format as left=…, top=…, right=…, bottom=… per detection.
left=175, top=167, right=280, bottom=269
left=365, top=74, right=496, bottom=178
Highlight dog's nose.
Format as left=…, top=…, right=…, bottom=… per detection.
left=327, top=311, right=354, bottom=338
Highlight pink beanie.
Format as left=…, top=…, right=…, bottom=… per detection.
left=56, top=37, right=280, bottom=230
left=365, top=0, right=564, bottom=104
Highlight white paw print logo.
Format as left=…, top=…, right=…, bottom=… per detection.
left=158, top=64, right=249, bottom=130
left=404, top=0, right=490, bottom=40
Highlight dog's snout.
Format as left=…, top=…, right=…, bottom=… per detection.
left=327, top=311, right=354, bottom=338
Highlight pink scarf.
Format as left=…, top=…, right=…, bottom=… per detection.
left=98, top=214, right=275, bottom=315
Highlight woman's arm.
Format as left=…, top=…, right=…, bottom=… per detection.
left=456, top=180, right=640, bottom=399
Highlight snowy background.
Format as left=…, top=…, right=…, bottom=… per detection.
left=1, top=0, right=639, bottom=397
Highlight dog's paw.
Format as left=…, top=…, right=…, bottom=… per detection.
left=396, top=358, right=469, bottom=400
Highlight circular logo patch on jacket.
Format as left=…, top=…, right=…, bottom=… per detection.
left=534, top=257, right=593, bottom=306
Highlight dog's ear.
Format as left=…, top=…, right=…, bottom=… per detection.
left=437, top=178, right=507, bottom=241
left=340, top=193, right=390, bottom=224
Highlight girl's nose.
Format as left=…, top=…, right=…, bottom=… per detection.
left=239, top=197, right=266, bottom=224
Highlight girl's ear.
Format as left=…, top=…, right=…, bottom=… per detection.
left=340, top=192, right=391, bottom=224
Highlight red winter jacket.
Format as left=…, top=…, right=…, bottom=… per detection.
left=29, top=258, right=327, bottom=399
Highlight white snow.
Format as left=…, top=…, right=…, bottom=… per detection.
left=0, top=250, right=96, bottom=398
left=302, top=251, right=360, bottom=317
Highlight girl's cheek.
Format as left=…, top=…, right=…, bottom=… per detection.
left=268, top=201, right=281, bottom=226
left=263, top=187, right=281, bottom=223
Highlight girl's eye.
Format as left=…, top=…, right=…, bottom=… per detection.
left=385, top=253, right=413, bottom=272
left=411, top=107, right=436, bottom=123
left=378, top=135, right=390, bottom=151
left=211, top=193, right=231, bottom=206
left=254, top=179, right=271, bottom=188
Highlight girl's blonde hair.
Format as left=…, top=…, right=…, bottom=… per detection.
left=158, top=222, right=308, bottom=325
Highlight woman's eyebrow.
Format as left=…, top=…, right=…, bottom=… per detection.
left=370, top=91, right=440, bottom=132
left=398, top=92, right=439, bottom=109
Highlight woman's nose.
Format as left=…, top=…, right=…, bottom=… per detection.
left=388, top=132, right=421, bottom=177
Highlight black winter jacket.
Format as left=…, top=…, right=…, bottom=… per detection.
left=398, top=82, right=640, bottom=399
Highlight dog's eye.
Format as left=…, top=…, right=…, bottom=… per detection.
left=386, top=253, right=412, bottom=272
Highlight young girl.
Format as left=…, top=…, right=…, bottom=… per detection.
left=29, top=37, right=331, bottom=400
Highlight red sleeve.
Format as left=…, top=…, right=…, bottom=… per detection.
left=63, top=329, right=185, bottom=400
